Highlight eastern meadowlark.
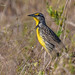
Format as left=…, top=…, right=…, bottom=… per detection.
left=28, top=13, right=66, bottom=57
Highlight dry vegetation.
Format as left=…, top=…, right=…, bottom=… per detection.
left=0, top=0, right=75, bottom=75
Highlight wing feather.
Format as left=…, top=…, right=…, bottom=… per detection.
left=39, top=25, right=63, bottom=51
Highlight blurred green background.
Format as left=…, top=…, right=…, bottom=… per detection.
left=0, top=0, right=75, bottom=75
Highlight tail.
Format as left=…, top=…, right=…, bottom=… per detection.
left=51, top=42, right=67, bottom=59
left=59, top=42, right=67, bottom=50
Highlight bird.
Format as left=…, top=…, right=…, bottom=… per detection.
left=28, top=13, right=67, bottom=58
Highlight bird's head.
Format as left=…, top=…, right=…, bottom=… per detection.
left=28, top=13, right=45, bottom=25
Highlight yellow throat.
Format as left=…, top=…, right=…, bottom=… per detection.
left=33, top=17, right=39, bottom=26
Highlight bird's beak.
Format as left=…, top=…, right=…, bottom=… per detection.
left=28, top=13, right=39, bottom=26
left=28, top=14, right=36, bottom=17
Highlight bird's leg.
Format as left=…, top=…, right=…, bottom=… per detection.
left=45, top=53, right=53, bottom=69
left=51, top=48, right=60, bottom=67
left=51, top=57, right=58, bottom=67
left=46, top=59, right=52, bottom=69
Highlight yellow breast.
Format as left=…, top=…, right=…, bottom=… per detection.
left=36, top=28, right=51, bottom=56
left=36, top=28, right=46, bottom=48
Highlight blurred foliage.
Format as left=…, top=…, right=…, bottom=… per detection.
left=56, top=27, right=62, bottom=37
left=47, top=3, right=64, bottom=25
left=68, top=58, right=75, bottom=74
left=33, top=62, right=38, bottom=67
left=38, top=71, right=44, bottom=75
left=47, top=2, right=66, bottom=37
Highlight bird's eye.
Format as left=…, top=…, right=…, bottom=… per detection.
left=38, top=14, right=40, bottom=16
left=38, top=14, right=43, bottom=17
